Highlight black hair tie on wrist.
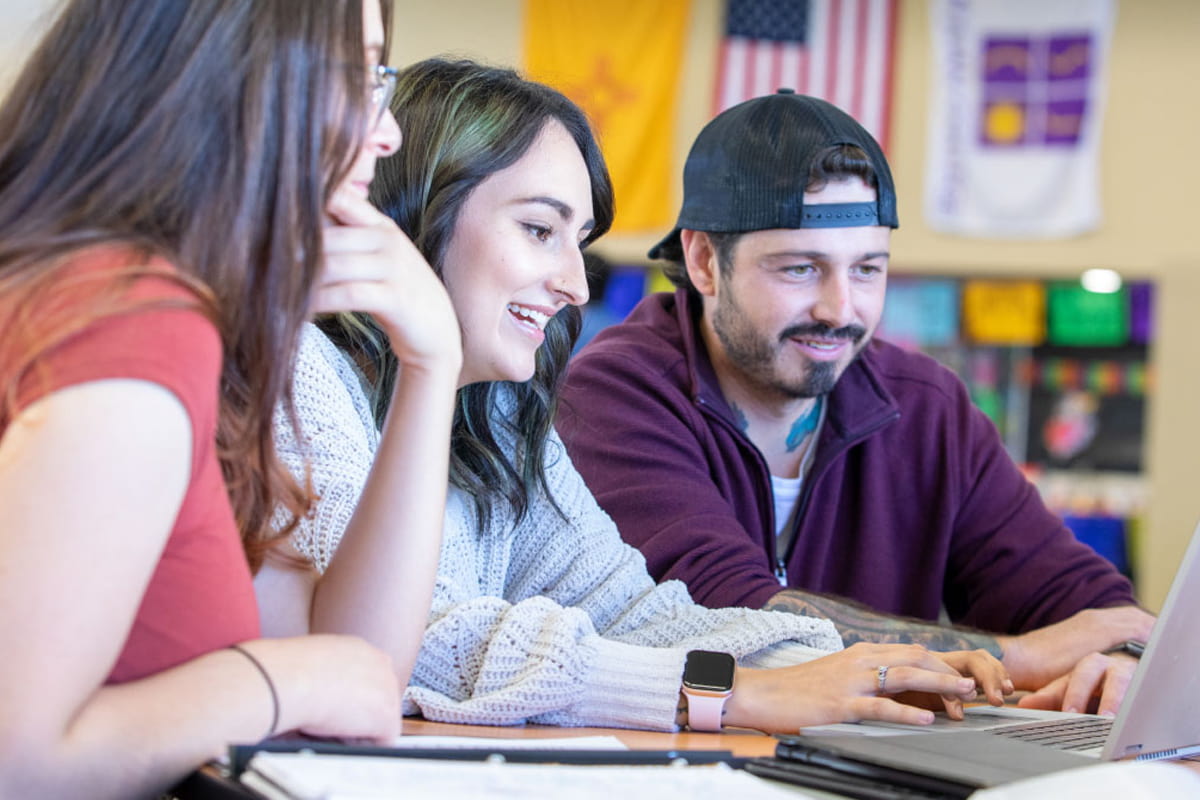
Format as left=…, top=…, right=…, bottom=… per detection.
left=228, top=643, right=280, bottom=739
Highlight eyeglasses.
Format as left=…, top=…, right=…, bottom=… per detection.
left=368, top=64, right=398, bottom=128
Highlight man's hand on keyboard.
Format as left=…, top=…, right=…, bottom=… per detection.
left=1013, top=651, right=1138, bottom=716
left=995, top=606, right=1152, bottom=707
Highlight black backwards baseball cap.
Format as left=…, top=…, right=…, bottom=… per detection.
left=648, top=89, right=898, bottom=261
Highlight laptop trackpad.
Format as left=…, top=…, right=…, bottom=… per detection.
left=882, top=705, right=1087, bottom=731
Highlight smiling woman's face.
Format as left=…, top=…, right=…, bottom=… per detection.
left=440, top=119, right=595, bottom=387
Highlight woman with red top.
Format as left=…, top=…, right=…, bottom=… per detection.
left=0, top=0, right=459, bottom=796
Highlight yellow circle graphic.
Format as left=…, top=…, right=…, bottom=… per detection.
left=985, top=102, right=1025, bottom=144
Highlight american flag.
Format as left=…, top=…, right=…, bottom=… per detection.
left=714, top=0, right=897, bottom=149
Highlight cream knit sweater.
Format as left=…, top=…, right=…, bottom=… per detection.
left=277, top=324, right=843, bottom=730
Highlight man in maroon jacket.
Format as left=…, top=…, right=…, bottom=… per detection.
left=559, top=90, right=1152, bottom=713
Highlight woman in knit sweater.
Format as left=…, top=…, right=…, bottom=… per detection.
left=260, top=57, right=1013, bottom=734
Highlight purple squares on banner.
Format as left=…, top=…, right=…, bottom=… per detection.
left=980, top=33, right=1092, bottom=147
left=1048, top=35, right=1092, bottom=81
left=983, top=38, right=1031, bottom=83
left=1046, top=99, right=1087, bottom=144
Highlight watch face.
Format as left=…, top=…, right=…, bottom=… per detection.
left=683, top=650, right=735, bottom=692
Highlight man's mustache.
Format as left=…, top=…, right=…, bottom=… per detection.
left=779, top=323, right=868, bottom=344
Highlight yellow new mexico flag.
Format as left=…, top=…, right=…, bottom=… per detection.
left=523, top=0, right=690, bottom=234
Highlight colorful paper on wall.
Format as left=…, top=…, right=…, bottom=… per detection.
left=1128, top=281, right=1154, bottom=344
left=714, top=0, right=897, bottom=149
left=1047, top=282, right=1128, bottom=345
left=924, top=0, right=1115, bottom=238
left=1029, top=358, right=1150, bottom=396
left=523, top=0, right=690, bottom=233
left=647, top=269, right=677, bottom=296
left=962, top=280, right=1045, bottom=345
left=602, top=267, right=649, bottom=319
left=878, top=279, right=958, bottom=348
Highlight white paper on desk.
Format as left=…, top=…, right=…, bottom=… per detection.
left=971, top=761, right=1200, bottom=799
left=387, top=734, right=627, bottom=750
left=241, top=753, right=812, bottom=800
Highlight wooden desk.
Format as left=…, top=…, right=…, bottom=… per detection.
left=401, top=717, right=779, bottom=758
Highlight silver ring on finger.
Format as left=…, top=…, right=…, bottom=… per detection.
left=876, top=664, right=889, bottom=693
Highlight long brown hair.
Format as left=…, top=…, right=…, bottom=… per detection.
left=322, top=58, right=615, bottom=531
left=0, top=0, right=391, bottom=569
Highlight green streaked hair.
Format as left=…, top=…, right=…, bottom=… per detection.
left=319, top=57, right=614, bottom=530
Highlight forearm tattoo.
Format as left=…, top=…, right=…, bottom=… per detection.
left=764, top=589, right=1003, bottom=658
left=675, top=695, right=688, bottom=728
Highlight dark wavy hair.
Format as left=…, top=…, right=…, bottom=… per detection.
left=0, top=0, right=388, bottom=570
left=320, top=57, right=614, bottom=530
left=660, top=143, right=879, bottom=290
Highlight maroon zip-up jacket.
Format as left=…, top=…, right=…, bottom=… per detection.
left=558, top=289, right=1135, bottom=633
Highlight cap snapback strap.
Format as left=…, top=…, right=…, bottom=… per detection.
left=799, top=201, right=880, bottom=228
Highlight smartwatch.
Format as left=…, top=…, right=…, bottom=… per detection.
left=681, top=650, right=736, bottom=731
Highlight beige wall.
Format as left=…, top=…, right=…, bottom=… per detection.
left=394, top=0, right=1200, bottom=612
left=0, top=1, right=56, bottom=92
left=3, top=1, right=1193, bottom=610
left=889, top=1, right=1200, bottom=613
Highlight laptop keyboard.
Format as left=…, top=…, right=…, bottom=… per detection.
left=989, top=716, right=1113, bottom=751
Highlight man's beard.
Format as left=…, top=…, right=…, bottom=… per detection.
left=712, top=292, right=868, bottom=401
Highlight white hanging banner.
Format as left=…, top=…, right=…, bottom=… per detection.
left=924, top=0, right=1115, bottom=239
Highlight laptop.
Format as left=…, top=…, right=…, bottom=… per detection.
left=745, top=519, right=1200, bottom=797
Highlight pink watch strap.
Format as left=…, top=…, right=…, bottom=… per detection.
left=685, top=691, right=728, bottom=731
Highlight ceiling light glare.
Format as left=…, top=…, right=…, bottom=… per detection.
left=1080, top=268, right=1122, bottom=294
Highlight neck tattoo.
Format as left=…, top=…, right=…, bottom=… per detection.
left=730, top=402, right=749, bottom=432
left=785, top=399, right=823, bottom=453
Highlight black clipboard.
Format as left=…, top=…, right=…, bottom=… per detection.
left=227, top=739, right=744, bottom=779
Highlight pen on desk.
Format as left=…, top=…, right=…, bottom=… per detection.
left=228, top=741, right=744, bottom=777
